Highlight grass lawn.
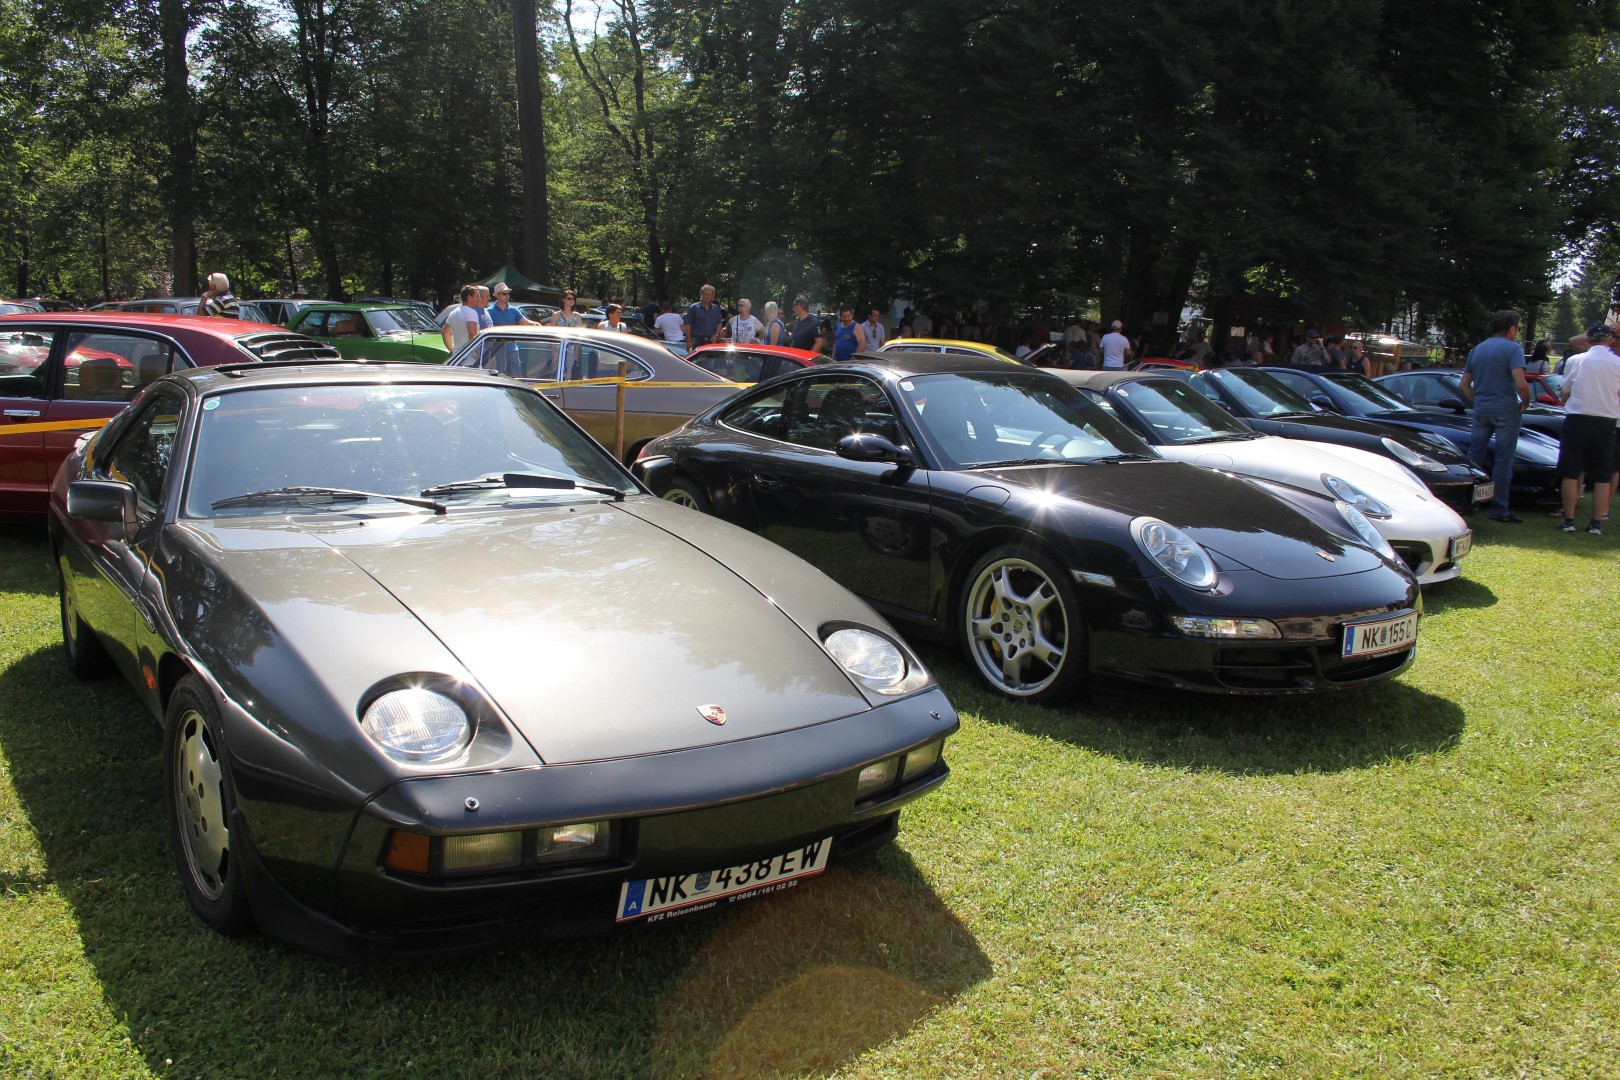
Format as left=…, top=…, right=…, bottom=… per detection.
left=1, top=514, right=1616, bottom=1078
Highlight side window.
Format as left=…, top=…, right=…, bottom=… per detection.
left=0, top=328, right=57, bottom=399
left=462, top=336, right=560, bottom=380
left=1187, top=376, right=1223, bottom=404
left=103, top=385, right=186, bottom=511
left=783, top=376, right=895, bottom=451
left=568, top=345, right=650, bottom=382
left=292, top=311, right=327, bottom=336
left=720, top=386, right=789, bottom=440
left=63, top=332, right=166, bottom=403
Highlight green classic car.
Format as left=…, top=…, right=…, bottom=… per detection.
left=288, top=302, right=450, bottom=363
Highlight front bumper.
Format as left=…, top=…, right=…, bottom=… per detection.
left=232, top=686, right=957, bottom=961
left=1083, top=569, right=1420, bottom=694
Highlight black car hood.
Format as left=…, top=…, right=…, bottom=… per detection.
left=979, top=460, right=1387, bottom=579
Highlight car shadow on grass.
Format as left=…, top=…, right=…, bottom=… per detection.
left=1420, top=575, right=1497, bottom=611
left=0, top=645, right=990, bottom=1080
left=0, top=524, right=57, bottom=597
left=912, top=642, right=1465, bottom=777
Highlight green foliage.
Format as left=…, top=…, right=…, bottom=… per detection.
left=0, top=0, right=1616, bottom=335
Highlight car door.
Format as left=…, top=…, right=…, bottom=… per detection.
left=0, top=327, right=55, bottom=515
left=70, top=382, right=189, bottom=680
left=734, top=373, right=933, bottom=619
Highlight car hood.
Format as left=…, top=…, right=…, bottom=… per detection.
left=981, top=460, right=1388, bottom=579
left=1159, top=436, right=1432, bottom=505
left=188, top=501, right=876, bottom=764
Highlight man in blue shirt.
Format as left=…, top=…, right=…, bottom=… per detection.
left=487, top=282, right=537, bottom=326
left=684, top=284, right=725, bottom=347
left=1459, top=309, right=1531, bottom=522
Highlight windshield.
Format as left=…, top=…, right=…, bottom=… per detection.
left=1319, top=371, right=1417, bottom=412
left=1111, top=379, right=1254, bottom=443
left=186, top=382, right=634, bottom=518
left=1200, top=368, right=1317, bottom=417
left=897, top=371, right=1156, bottom=468
left=367, top=307, right=437, bottom=334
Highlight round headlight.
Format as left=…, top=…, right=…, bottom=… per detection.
left=824, top=628, right=907, bottom=690
left=1335, top=500, right=1396, bottom=561
left=1380, top=436, right=1447, bottom=473
left=1132, top=517, right=1217, bottom=590
left=362, top=687, right=471, bottom=763
left=1321, top=473, right=1391, bottom=519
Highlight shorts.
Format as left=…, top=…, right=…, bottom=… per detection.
left=1556, top=413, right=1618, bottom=480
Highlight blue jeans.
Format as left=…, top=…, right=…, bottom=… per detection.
left=1468, top=410, right=1521, bottom=516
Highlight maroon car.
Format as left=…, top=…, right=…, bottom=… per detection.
left=1, top=312, right=339, bottom=520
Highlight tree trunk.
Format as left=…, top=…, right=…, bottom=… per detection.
left=160, top=0, right=197, bottom=295
left=512, top=0, right=550, bottom=283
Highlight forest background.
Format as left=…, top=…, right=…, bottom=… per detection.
left=3, top=0, right=1619, bottom=349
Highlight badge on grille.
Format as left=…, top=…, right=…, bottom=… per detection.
left=697, top=704, right=727, bottom=725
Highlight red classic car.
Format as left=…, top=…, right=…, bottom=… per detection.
left=684, top=342, right=824, bottom=383
left=1, top=312, right=339, bottom=520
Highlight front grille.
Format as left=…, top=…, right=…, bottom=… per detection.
left=236, top=333, right=343, bottom=362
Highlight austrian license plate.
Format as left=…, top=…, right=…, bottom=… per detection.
left=1448, top=533, right=1472, bottom=559
left=615, top=837, right=832, bottom=923
left=1472, top=482, right=1495, bottom=503
left=1341, top=611, right=1420, bottom=658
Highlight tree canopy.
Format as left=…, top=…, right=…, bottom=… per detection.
left=2, top=0, right=1617, bottom=346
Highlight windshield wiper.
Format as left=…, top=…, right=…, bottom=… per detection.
left=1090, top=453, right=1155, bottom=463
left=420, top=472, right=626, bottom=501
left=1177, top=434, right=1240, bottom=444
left=211, top=486, right=447, bottom=514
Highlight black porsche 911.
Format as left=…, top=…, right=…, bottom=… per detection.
left=634, top=356, right=1422, bottom=702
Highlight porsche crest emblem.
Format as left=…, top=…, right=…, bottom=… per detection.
left=697, top=704, right=727, bottom=726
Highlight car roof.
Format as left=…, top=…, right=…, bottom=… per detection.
left=0, top=311, right=282, bottom=336
left=1059, top=370, right=1159, bottom=391
left=879, top=337, right=1019, bottom=359
left=455, top=324, right=735, bottom=381
left=173, top=360, right=520, bottom=394
left=813, top=352, right=1060, bottom=380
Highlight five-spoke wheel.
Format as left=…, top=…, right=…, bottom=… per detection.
left=960, top=546, right=1085, bottom=703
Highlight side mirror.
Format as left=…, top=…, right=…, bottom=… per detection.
left=67, top=479, right=137, bottom=528
left=1537, top=393, right=1558, bottom=405
left=1437, top=395, right=1467, bottom=411
left=1310, top=394, right=1339, bottom=413
left=837, top=432, right=914, bottom=466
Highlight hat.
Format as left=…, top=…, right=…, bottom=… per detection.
left=1305, top=329, right=1320, bottom=338
left=492, top=281, right=510, bottom=294
left=1586, top=322, right=1614, bottom=341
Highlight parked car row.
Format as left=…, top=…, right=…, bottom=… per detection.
left=20, top=318, right=1558, bottom=961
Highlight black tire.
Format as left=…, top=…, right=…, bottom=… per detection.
left=57, top=558, right=113, bottom=679
left=958, top=545, right=1087, bottom=704
left=661, top=475, right=713, bottom=514
left=164, top=676, right=253, bottom=935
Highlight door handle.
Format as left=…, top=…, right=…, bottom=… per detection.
left=4, top=409, right=43, bottom=419
left=752, top=472, right=785, bottom=492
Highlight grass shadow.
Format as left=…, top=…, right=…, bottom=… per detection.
left=0, top=646, right=990, bottom=1079
left=1420, top=574, right=1497, bottom=612
left=912, top=641, right=1466, bottom=777
left=0, top=524, right=56, bottom=598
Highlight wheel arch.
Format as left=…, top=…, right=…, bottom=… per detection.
left=942, top=526, right=1070, bottom=634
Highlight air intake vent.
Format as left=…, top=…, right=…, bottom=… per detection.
left=236, top=333, right=343, bottom=362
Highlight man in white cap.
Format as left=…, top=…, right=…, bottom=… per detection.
left=1099, top=320, right=1133, bottom=370
left=201, top=273, right=239, bottom=318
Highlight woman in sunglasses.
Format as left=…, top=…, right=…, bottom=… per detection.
left=548, top=290, right=583, bottom=327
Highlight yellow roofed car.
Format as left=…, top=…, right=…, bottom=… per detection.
left=445, top=326, right=743, bottom=463
left=877, top=337, right=1028, bottom=364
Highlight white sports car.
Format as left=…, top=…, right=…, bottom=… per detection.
left=1060, top=370, right=1472, bottom=585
